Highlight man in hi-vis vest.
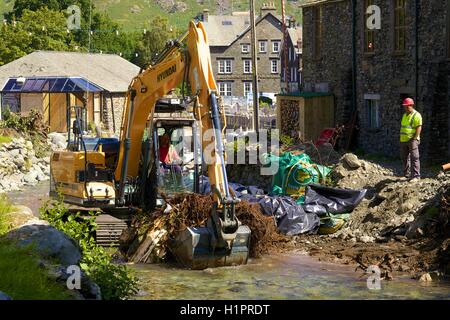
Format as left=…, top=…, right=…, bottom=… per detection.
left=400, top=98, right=422, bottom=180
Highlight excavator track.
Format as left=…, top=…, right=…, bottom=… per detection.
left=95, top=214, right=129, bottom=247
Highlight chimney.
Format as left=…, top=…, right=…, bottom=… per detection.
left=260, top=2, right=276, bottom=17
left=203, top=9, right=209, bottom=22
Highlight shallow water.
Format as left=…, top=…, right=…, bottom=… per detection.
left=6, top=181, right=49, bottom=217
left=131, top=253, right=450, bottom=300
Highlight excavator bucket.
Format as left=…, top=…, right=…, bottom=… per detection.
left=169, top=224, right=251, bottom=270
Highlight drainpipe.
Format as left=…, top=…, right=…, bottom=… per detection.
left=414, top=0, right=419, bottom=105
left=351, top=0, right=357, bottom=114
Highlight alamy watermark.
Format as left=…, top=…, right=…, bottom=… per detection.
left=366, top=265, right=382, bottom=290
left=366, top=5, right=381, bottom=30
left=67, top=5, right=81, bottom=31
left=66, top=265, right=81, bottom=290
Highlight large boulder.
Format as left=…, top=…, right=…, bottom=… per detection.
left=6, top=224, right=82, bottom=267
left=342, top=153, right=361, bottom=169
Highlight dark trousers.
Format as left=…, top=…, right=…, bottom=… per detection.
left=400, top=139, right=420, bottom=178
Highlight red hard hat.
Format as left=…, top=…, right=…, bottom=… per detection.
left=402, top=98, right=414, bottom=106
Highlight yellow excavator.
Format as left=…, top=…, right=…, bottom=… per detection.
left=49, top=21, right=251, bottom=269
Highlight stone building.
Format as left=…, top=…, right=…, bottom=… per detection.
left=301, top=0, right=450, bottom=163
left=0, top=51, right=139, bottom=135
left=202, top=3, right=283, bottom=100
left=280, top=21, right=303, bottom=93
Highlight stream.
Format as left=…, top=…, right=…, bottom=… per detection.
left=130, top=253, right=450, bottom=300
left=5, top=182, right=450, bottom=300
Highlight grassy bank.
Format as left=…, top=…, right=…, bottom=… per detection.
left=0, top=195, right=72, bottom=300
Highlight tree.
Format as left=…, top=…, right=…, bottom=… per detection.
left=0, top=8, right=76, bottom=65
left=133, top=16, right=178, bottom=68
left=77, top=12, right=140, bottom=61
left=7, top=0, right=91, bottom=22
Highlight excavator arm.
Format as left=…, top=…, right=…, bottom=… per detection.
left=115, top=21, right=241, bottom=250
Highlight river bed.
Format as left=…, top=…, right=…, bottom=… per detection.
left=5, top=183, right=450, bottom=300
left=130, top=253, right=450, bottom=300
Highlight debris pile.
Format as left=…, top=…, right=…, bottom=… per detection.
left=121, top=193, right=289, bottom=263
left=329, top=153, right=450, bottom=243
left=331, top=153, right=394, bottom=190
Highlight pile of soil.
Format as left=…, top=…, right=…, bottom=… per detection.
left=235, top=200, right=289, bottom=257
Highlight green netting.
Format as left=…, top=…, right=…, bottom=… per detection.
left=268, top=152, right=331, bottom=202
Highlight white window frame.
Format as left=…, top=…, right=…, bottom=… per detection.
left=272, top=41, right=280, bottom=53
left=243, top=82, right=252, bottom=97
left=218, top=59, right=232, bottom=74
left=259, top=41, right=267, bottom=53
left=271, top=60, right=279, bottom=74
left=241, top=43, right=250, bottom=53
left=243, top=59, right=252, bottom=74
left=218, top=82, right=232, bottom=96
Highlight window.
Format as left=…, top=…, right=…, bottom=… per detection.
left=313, top=5, right=323, bottom=57
left=259, top=41, right=267, bottom=53
left=241, top=44, right=250, bottom=53
left=243, top=59, right=252, bottom=74
left=218, top=82, right=232, bottom=96
left=218, top=59, right=232, bottom=74
left=364, top=0, right=376, bottom=53
left=243, top=82, right=252, bottom=97
left=365, top=98, right=380, bottom=129
left=272, top=41, right=280, bottom=53
left=271, top=60, right=279, bottom=74
left=290, top=67, right=297, bottom=82
left=394, top=0, right=407, bottom=52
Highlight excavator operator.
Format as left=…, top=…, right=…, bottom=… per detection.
left=159, top=132, right=182, bottom=173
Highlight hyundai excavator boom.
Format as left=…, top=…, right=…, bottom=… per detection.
left=49, top=21, right=250, bottom=269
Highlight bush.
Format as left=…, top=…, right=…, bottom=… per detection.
left=40, top=199, right=139, bottom=300
left=0, top=108, right=49, bottom=135
left=280, top=134, right=295, bottom=148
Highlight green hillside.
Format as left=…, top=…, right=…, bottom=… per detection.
left=1, top=0, right=303, bottom=31
left=95, top=0, right=303, bottom=31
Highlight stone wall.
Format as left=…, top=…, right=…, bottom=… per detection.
left=302, top=0, right=450, bottom=163
left=302, top=1, right=353, bottom=127
left=102, top=93, right=126, bottom=137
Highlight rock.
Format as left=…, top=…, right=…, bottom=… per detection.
left=12, top=154, right=25, bottom=169
left=48, top=132, right=67, bottom=150
left=359, top=235, right=375, bottom=243
left=23, top=170, right=38, bottom=183
left=343, top=153, right=361, bottom=169
left=6, top=224, right=82, bottom=267
left=80, top=272, right=102, bottom=300
left=25, top=141, right=33, bottom=150
left=0, top=291, right=12, bottom=300
left=419, top=273, right=433, bottom=282
left=37, top=172, right=49, bottom=181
